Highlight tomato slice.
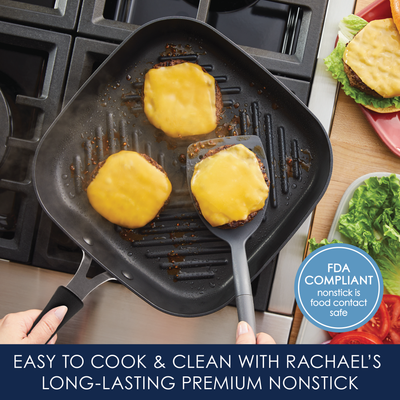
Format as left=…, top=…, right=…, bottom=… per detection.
left=327, top=300, right=390, bottom=341
left=382, top=294, right=400, bottom=344
left=356, top=300, right=390, bottom=341
left=330, top=331, right=383, bottom=345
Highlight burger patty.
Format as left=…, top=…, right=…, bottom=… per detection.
left=86, top=151, right=171, bottom=228
left=343, top=60, right=383, bottom=99
left=192, top=144, right=270, bottom=230
left=150, top=59, right=223, bottom=125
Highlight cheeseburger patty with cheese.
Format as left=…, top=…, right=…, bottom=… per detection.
left=190, top=144, right=270, bottom=229
left=143, top=61, right=222, bottom=138
left=87, top=151, right=172, bottom=229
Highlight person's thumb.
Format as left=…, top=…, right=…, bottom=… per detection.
left=236, top=321, right=256, bottom=344
left=27, top=306, right=68, bottom=344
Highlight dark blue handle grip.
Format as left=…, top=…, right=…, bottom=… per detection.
left=29, top=286, right=84, bottom=343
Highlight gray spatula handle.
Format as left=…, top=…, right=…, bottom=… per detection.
left=231, top=242, right=257, bottom=338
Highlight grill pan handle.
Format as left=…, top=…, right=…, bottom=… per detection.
left=29, top=251, right=115, bottom=343
left=28, top=286, right=84, bottom=343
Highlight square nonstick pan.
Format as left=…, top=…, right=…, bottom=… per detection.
left=33, top=16, right=332, bottom=318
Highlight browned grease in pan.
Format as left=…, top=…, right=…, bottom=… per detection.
left=119, top=229, right=147, bottom=243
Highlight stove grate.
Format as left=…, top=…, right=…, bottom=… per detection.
left=0, top=22, right=71, bottom=263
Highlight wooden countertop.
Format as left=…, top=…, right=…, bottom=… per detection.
left=289, top=0, right=400, bottom=343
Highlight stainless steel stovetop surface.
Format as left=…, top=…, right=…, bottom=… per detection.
left=0, top=260, right=293, bottom=344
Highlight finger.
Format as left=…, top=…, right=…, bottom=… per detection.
left=0, top=310, right=43, bottom=344
left=20, top=310, right=44, bottom=334
left=236, top=321, right=256, bottom=344
left=47, top=334, right=58, bottom=345
left=0, top=309, right=41, bottom=332
left=26, top=306, right=68, bottom=344
left=256, top=332, right=276, bottom=344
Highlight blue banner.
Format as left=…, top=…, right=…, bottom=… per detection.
left=1, top=344, right=398, bottom=399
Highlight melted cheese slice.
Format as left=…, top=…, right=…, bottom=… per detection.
left=343, top=18, right=400, bottom=98
left=191, top=144, right=269, bottom=227
left=144, top=63, right=217, bottom=138
left=87, top=151, right=172, bottom=228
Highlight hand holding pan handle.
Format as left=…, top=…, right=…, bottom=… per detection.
left=28, top=250, right=116, bottom=343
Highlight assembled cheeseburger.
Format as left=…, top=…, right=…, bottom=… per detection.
left=325, top=11, right=400, bottom=113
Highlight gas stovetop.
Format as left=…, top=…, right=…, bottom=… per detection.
left=0, top=0, right=355, bottom=343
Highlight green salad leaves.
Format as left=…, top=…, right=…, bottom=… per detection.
left=309, top=175, right=400, bottom=296
left=324, top=14, right=400, bottom=110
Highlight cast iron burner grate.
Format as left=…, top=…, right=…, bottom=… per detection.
left=0, top=22, right=70, bottom=263
left=16, top=0, right=55, bottom=6
left=79, top=0, right=328, bottom=81
left=0, top=0, right=80, bottom=31
left=104, top=0, right=300, bottom=53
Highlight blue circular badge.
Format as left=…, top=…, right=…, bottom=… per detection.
left=294, top=243, right=383, bottom=332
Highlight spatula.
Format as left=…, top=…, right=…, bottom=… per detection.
left=186, top=135, right=269, bottom=339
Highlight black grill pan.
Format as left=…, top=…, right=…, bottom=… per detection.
left=33, top=17, right=332, bottom=329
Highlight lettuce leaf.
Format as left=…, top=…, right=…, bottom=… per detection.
left=324, top=15, right=400, bottom=110
left=309, top=175, right=400, bottom=295
left=339, top=14, right=369, bottom=41
left=308, top=238, right=343, bottom=253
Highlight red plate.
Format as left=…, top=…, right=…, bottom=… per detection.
left=356, top=0, right=400, bottom=157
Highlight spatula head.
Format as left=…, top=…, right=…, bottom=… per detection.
left=186, top=135, right=269, bottom=243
